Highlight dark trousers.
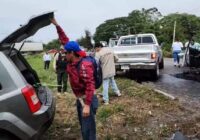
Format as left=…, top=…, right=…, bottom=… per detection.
left=44, top=61, right=50, bottom=70
left=57, top=72, right=68, bottom=92
left=77, top=95, right=98, bottom=140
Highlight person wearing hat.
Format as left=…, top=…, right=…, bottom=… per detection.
left=51, top=18, right=98, bottom=140
left=95, top=42, right=121, bottom=105
left=53, top=47, right=68, bottom=93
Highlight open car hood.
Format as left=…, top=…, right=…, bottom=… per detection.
left=0, top=11, right=54, bottom=45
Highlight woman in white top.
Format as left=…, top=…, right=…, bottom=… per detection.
left=171, top=38, right=183, bottom=67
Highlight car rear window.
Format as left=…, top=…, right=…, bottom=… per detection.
left=120, top=37, right=136, bottom=46
left=138, top=36, right=154, bottom=44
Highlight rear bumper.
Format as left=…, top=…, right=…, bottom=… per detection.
left=31, top=99, right=56, bottom=140
left=0, top=92, right=56, bottom=140
left=115, top=62, right=157, bottom=70
left=31, top=87, right=56, bottom=139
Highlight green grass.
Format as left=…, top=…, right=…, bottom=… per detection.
left=25, top=53, right=57, bottom=90
left=26, top=54, right=199, bottom=140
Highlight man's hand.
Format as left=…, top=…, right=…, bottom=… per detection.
left=50, top=18, right=59, bottom=26
left=83, top=105, right=90, bottom=117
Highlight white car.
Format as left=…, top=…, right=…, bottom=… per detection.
left=111, top=33, right=164, bottom=80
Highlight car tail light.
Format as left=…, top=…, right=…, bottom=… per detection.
left=22, top=85, right=41, bottom=113
left=151, top=52, right=157, bottom=59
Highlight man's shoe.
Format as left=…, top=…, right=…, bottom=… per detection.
left=56, top=92, right=62, bottom=98
left=174, top=62, right=177, bottom=67
left=104, top=102, right=109, bottom=105
left=102, top=100, right=109, bottom=105
left=115, top=92, right=121, bottom=97
left=97, top=93, right=103, bottom=98
left=117, top=93, right=122, bottom=97
left=64, top=92, right=69, bottom=94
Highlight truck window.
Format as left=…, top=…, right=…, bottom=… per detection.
left=138, top=36, right=154, bottom=44
left=131, top=37, right=136, bottom=45
left=121, top=38, right=130, bottom=45
left=143, top=36, right=154, bottom=43
left=120, top=37, right=136, bottom=46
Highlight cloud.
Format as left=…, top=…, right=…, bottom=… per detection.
left=1, top=0, right=200, bottom=43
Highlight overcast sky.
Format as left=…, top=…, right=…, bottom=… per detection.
left=1, top=0, right=200, bottom=43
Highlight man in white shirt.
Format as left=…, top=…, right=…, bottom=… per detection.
left=43, top=52, right=52, bottom=70
left=171, top=39, right=183, bottom=67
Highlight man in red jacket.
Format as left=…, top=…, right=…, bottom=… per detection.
left=51, top=18, right=98, bottom=140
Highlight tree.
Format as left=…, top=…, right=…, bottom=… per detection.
left=43, top=39, right=60, bottom=50
left=156, top=13, right=200, bottom=52
left=94, top=8, right=162, bottom=42
left=94, top=8, right=200, bottom=55
left=77, top=30, right=93, bottom=50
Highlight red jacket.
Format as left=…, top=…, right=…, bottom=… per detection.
left=56, top=25, right=95, bottom=105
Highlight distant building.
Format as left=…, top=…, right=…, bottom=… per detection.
left=14, top=42, right=43, bottom=53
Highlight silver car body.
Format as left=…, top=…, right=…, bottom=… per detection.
left=0, top=12, right=55, bottom=140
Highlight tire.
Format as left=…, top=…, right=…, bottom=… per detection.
left=151, top=64, right=159, bottom=80
left=159, top=58, right=164, bottom=69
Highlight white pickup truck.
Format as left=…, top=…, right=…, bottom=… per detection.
left=111, top=34, right=164, bottom=79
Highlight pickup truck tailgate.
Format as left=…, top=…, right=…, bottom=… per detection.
left=112, top=45, right=155, bottom=63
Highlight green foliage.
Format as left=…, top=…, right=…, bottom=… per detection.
left=94, top=7, right=162, bottom=43
left=94, top=7, right=200, bottom=56
left=97, top=104, right=124, bottom=123
left=77, top=30, right=93, bottom=50
left=25, top=54, right=57, bottom=89
left=43, top=39, right=61, bottom=51
left=97, top=107, right=113, bottom=122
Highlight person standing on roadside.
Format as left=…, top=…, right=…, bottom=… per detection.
left=53, top=48, right=68, bottom=94
left=171, top=38, right=183, bottom=67
left=95, top=42, right=121, bottom=105
left=43, top=52, right=51, bottom=70
left=51, top=18, right=98, bottom=140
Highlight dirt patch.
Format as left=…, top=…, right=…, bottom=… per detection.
left=42, top=78, right=200, bottom=140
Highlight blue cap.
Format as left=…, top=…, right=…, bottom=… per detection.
left=64, top=41, right=86, bottom=57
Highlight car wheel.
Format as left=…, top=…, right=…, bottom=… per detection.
left=152, top=64, right=159, bottom=80
left=159, top=58, right=164, bottom=69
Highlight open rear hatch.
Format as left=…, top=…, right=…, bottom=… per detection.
left=0, top=11, right=54, bottom=45
left=0, top=12, right=54, bottom=104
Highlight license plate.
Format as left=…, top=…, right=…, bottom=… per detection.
left=121, top=65, right=129, bottom=70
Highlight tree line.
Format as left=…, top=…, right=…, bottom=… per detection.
left=44, top=7, right=200, bottom=55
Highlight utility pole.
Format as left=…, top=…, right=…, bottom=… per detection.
left=173, top=21, right=176, bottom=43
left=128, top=27, right=131, bottom=35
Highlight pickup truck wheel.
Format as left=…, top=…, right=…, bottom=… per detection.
left=152, top=64, right=159, bottom=80
left=159, top=58, right=164, bottom=69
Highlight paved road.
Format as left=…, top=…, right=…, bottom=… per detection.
left=143, top=58, right=200, bottom=109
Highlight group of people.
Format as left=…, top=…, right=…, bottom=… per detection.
left=171, top=38, right=200, bottom=67
left=47, top=18, right=121, bottom=140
